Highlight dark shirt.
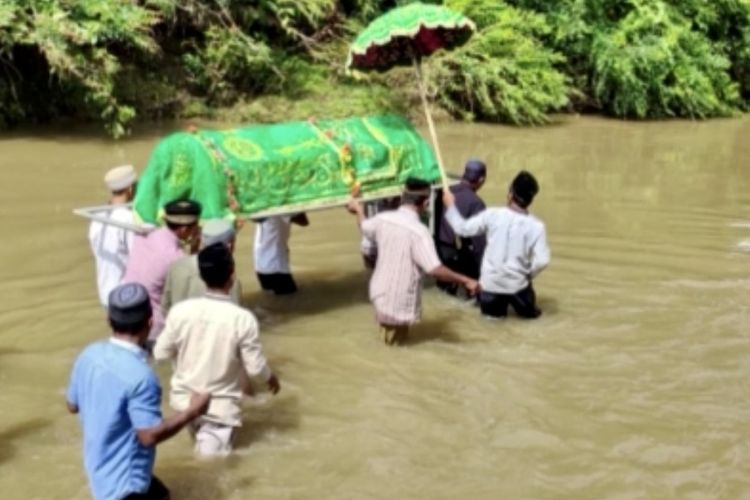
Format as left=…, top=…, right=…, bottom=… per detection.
left=437, top=183, right=487, bottom=260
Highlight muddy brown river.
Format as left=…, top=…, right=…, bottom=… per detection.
left=1, top=116, right=749, bottom=499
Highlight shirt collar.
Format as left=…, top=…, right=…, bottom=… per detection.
left=397, top=205, right=420, bottom=221
left=109, top=337, right=147, bottom=359
left=205, top=291, right=232, bottom=301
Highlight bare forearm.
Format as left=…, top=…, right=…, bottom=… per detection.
left=430, top=265, right=472, bottom=286
left=137, top=407, right=199, bottom=447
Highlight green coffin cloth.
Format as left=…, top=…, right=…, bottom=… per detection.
left=133, top=114, right=439, bottom=223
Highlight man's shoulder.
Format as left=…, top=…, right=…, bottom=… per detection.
left=526, top=213, right=546, bottom=231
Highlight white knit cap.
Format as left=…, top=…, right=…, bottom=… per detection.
left=104, top=165, right=137, bottom=191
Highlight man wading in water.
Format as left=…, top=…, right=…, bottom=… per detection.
left=155, top=243, right=280, bottom=457
left=88, top=165, right=138, bottom=308
left=443, top=171, right=550, bottom=319
left=348, top=178, right=480, bottom=345
left=66, top=283, right=210, bottom=500
left=435, top=160, right=488, bottom=296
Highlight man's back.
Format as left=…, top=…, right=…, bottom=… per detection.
left=67, top=340, right=161, bottom=500
left=155, top=295, right=270, bottom=426
left=363, top=206, right=441, bottom=324
left=162, top=255, right=242, bottom=314
left=478, top=207, right=548, bottom=294
left=122, top=227, right=184, bottom=334
left=88, top=206, right=134, bottom=306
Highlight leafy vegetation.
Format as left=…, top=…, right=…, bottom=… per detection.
left=0, top=0, right=749, bottom=135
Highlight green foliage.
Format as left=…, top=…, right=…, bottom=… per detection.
left=0, top=0, right=749, bottom=135
left=432, top=0, right=569, bottom=124
left=591, top=2, right=740, bottom=118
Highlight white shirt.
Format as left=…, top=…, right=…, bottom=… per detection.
left=254, top=216, right=292, bottom=274
left=153, top=293, right=272, bottom=427
left=446, top=205, right=550, bottom=294
left=88, top=206, right=134, bottom=306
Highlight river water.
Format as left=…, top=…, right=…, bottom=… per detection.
left=1, top=116, right=749, bottom=499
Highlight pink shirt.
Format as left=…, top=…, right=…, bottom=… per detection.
left=121, top=227, right=185, bottom=338
left=361, top=206, right=442, bottom=325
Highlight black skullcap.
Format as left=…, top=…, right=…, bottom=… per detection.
left=463, top=160, right=487, bottom=183
left=404, top=177, right=432, bottom=195
left=198, top=242, right=234, bottom=287
left=510, top=171, right=540, bottom=208
left=164, top=199, right=202, bottom=225
left=108, top=283, right=152, bottom=324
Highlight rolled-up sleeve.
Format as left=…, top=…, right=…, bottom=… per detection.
left=239, top=315, right=272, bottom=382
left=446, top=206, right=488, bottom=238
left=128, top=376, right=163, bottom=430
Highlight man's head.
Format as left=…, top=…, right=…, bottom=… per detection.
left=200, top=219, right=236, bottom=253
left=401, top=177, right=432, bottom=213
left=462, top=160, right=487, bottom=191
left=164, top=199, right=201, bottom=243
left=104, top=165, right=138, bottom=201
left=108, top=283, right=152, bottom=345
left=198, top=242, right=235, bottom=291
left=508, top=170, right=540, bottom=209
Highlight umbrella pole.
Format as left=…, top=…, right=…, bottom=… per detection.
left=413, top=56, right=450, bottom=192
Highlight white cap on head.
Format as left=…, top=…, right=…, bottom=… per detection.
left=201, top=219, right=236, bottom=249
left=104, top=165, right=137, bottom=191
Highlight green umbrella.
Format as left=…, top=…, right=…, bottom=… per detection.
left=347, top=2, right=475, bottom=190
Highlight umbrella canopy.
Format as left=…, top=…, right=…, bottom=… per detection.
left=346, top=2, right=475, bottom=71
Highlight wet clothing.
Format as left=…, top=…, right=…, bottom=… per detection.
left=89, top=206, right=134, bottom=306
left=445, top=205, right=549, bottom=295
left=122, top=227, right=185, bottom=338
left=67, top=339, right=162, bottom=500
left=256, top=272, right=297, bottom=295
left=437, top=183, right=487, bottom=259
left=122, top=477, right=169, bottom=500
left=162, top=255, right=242, bottom=314
left=435, top=184, right=486, bottom=294
left=478, top=284, right=541, bottom=319
left=154, top=292, right=272, bottom=428
left=361, top=206, right=441, bottom=325
left=254, top=216, right=292, bottom=274
left=380, top=324, right=410, bottom=345
left=189, top=420, right=235, bottom=457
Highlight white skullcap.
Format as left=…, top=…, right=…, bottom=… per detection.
left=201, top=219, right=236, bottom=248
left=104, top=165, right=137, bottom=191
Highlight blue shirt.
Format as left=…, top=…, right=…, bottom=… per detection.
left=67, top=339, right=162, bottom=500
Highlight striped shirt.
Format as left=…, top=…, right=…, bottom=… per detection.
left=361, top=206, right=442, bottom=325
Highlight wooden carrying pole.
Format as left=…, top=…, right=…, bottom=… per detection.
left=413, top=55, right=450, bottom=192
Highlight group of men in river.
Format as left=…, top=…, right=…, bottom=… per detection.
left=68, top=160, right=550, bottom=499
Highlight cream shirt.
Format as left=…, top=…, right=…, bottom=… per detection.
left=153, top=294, right=272, bottom=427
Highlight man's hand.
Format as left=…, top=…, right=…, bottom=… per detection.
left=442, top=189, right=456, bottom=207
left=267, top=373, right=281, bottom=395
left=464, top=279, right=480, bottom=296
left=346, top=198, right=362, bottom=215
left=188, top=392, right=211, bottom=417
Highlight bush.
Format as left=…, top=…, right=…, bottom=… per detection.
left=430, top=0, right=569, bottom=125
left=591, top=1, right=740, bottom=118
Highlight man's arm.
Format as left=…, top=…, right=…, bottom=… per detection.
left=135, top=393, right=210, bottom=447
left=66, top=402, right=78, bottom=414
left=291, top=213, right=309, bottom=227
left=161, top=268, right=174, bottom=316
left=529, top=226, right=550, bottom=278
left=152, top=315, right=178, bottom=362
left=443, top=191, right=488, bottom=238
left=430, top=265, right=480, bottom=295
left=239, top=315, right=280, bottom=394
